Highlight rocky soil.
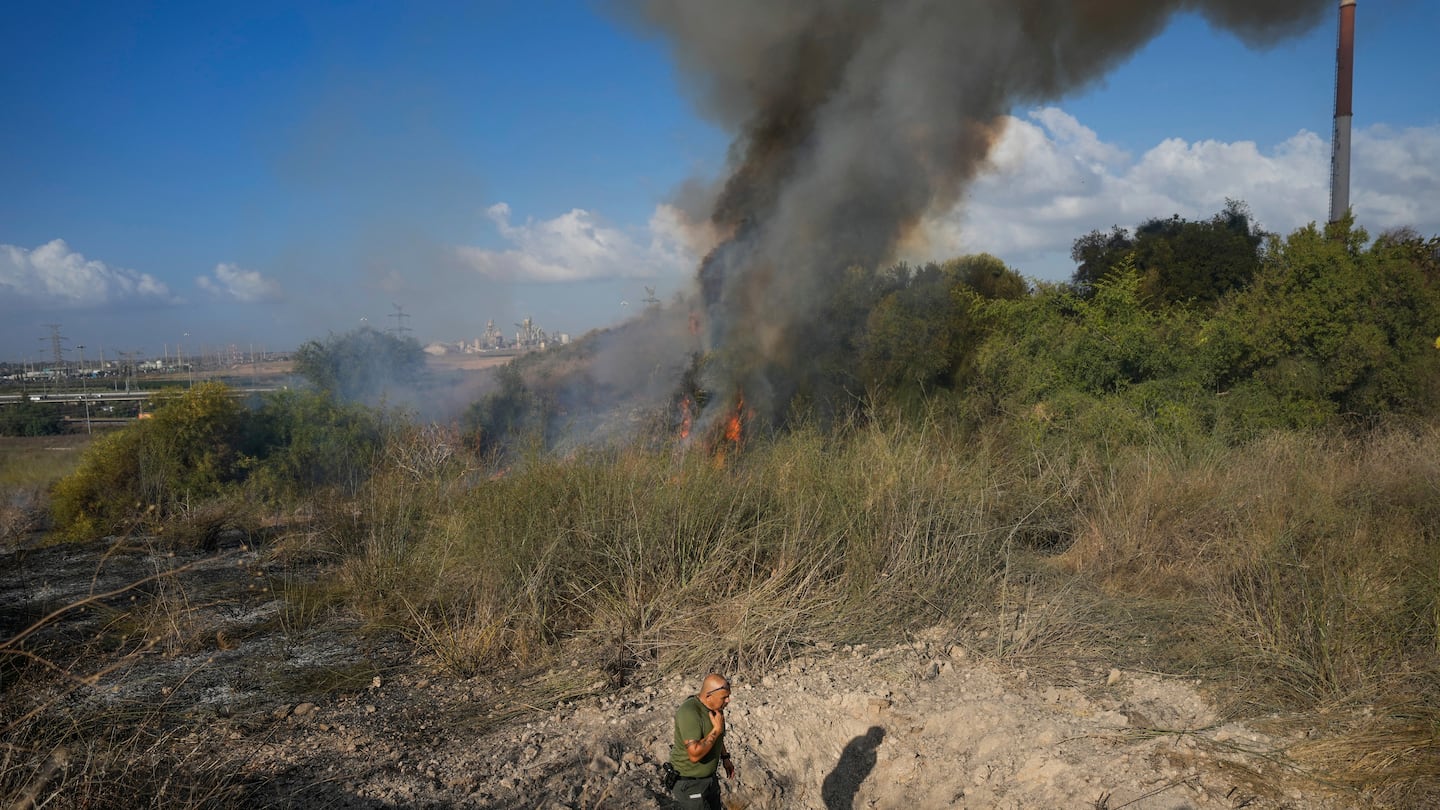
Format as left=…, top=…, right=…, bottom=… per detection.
left=2, top=539, right=1353, bottom=809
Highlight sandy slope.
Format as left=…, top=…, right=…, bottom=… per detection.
left=2, top=541, right=1350, bottom=809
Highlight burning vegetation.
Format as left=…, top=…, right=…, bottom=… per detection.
left=617, top=0, right=1333, bottom=435
left=11, top=4, right=1440, bottom=808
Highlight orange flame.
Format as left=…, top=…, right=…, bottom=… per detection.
left=712, top=391, right=748, bottom=469
left=723, top=393, right=744, bottom=444
left=678, top=396, right=693, bottom=441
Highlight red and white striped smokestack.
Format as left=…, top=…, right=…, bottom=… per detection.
left=1329, top=0, right=1356, bottom=224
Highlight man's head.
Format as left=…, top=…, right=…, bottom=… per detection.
left=698, top=673, right=731, bottom=711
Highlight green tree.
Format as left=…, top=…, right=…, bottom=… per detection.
left=243, top=389, right=384, bottom=498
left=859, top=255, right=1027, bottom=405
left=463, top=363, right=549, bottom=456
left=1070, top=225, right=1133, bottom=294
left=1071, top=201, right=1266, bottom=308
left=293, top=326, right=426, bottom=404
left=965, top=260, right=1215, bottom=448
left=1134, top=200, right=1266, bottom=307
left=50, top=382, right=248, bottom=540
left=0, top=401, right=64, bottom=436
left=943, top=253, right=1029, bottom=301
left=1209, top=217, right=1440, bottom=423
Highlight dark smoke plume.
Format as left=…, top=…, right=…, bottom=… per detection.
left=615, top=0, right=1329, bottom=428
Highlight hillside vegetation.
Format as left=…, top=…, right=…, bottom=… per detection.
left=8, top=213, right=1440, bottom=807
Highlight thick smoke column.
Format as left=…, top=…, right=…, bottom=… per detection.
left=618, top=0, right=1330, bottom=425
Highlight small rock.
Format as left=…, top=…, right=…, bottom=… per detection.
left=948, top=644, right=967, bottom=660
left=1124, top=708, right=1154, bottom=728
left=588, top=753, right=619, bottom=775
left=370, top=676, right=382, bottom=689
left=293, top=702, right=317, bottom=717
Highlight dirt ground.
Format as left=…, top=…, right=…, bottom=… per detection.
left=1, top=539, right=1354, bottom=809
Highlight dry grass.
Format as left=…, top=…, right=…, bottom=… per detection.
left=0, top=541, right=248, bottom=808
left=14, top=402, right=1438, bottom=805
left=0, top=434, right=95, bottom=488
left=324, top=418, right=1027, bottom=678
left=1051, top=423, right=1440, bottom=805
left=0, top=434, right=97, bottom=546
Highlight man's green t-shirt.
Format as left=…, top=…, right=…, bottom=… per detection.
left=669, top=695, right=725, bottom=778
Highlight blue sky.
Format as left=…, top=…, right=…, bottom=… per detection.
left=3, top=1, right=1437, bottom=364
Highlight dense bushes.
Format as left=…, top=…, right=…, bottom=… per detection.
left=459, top=214, right=1439, bottom=459
left=293, top=325, right=425, bottom=404
left=1071, top=199, right=1267, bottom=307
left=0, top=401, right=64, bottom=436
left=49, top=384, right=385, bottom=541
left=958, top=219, right=1440, bottom=448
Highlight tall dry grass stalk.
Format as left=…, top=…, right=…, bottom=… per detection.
left=1, top=543, right=246, bottom=808
left=301, top=413, right=1438, bottom=803
left=1060, top=425, right=1440, bottom=704
left=1055, top=423, right=1440, bottom=805
left=329, top=417, right=1041, bottom=675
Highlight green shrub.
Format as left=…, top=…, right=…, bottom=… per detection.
left=293, top=325, right=425, bottom=404
left=1211, top=218, right=1440, bottom=422
left=242, top=389, right=385, bottom=500
left=49, top=383, right=243, bottom=541
left=0, top=401, right=64, bottom=436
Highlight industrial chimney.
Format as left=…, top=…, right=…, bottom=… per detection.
left=1329, top=0, right=1356, bottom=224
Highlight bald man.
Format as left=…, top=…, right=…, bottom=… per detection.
left=668, top=673, right=735, bottom=809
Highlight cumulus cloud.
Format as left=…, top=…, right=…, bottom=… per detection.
left=0, top=239, right=175, bottom=310
left=919, top=108, right=1440, bottom=279
left=196, top=262, right=282, bottom=303
left=455, top=202, right=700, bottom=283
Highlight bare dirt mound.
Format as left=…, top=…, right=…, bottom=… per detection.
left=2, top=541, right=1351, bottom=809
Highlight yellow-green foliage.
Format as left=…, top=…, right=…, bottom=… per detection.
left=49, top=382, right=244, bottom=542
left=49, top=428, right=148, bottom=542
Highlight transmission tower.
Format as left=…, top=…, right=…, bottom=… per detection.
left=388, top=303, right=413, bottom=338
left=40, top=324, right=66, bottom=389
left=117, top=350, right=140, bottom=392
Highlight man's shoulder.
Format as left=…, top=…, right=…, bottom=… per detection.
left=674, top=695, right=706, bottom=728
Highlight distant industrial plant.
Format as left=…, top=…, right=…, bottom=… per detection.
left=423, top=318, right=570, bottom=357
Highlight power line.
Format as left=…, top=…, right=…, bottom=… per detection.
left=40, top=324, right=66, bottom=391
left=389, top=303, right=413, bottom=337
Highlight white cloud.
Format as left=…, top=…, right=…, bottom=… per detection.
left=0, top=239, right=175, bottom=310
left=455, top=202, right=701, bottom=283
left=921, top=108, right=1440, bottom=279
left=196, top=262, right=281, bottom=303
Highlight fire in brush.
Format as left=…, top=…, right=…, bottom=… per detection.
left=621, top=0, right=1329, bottom=432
